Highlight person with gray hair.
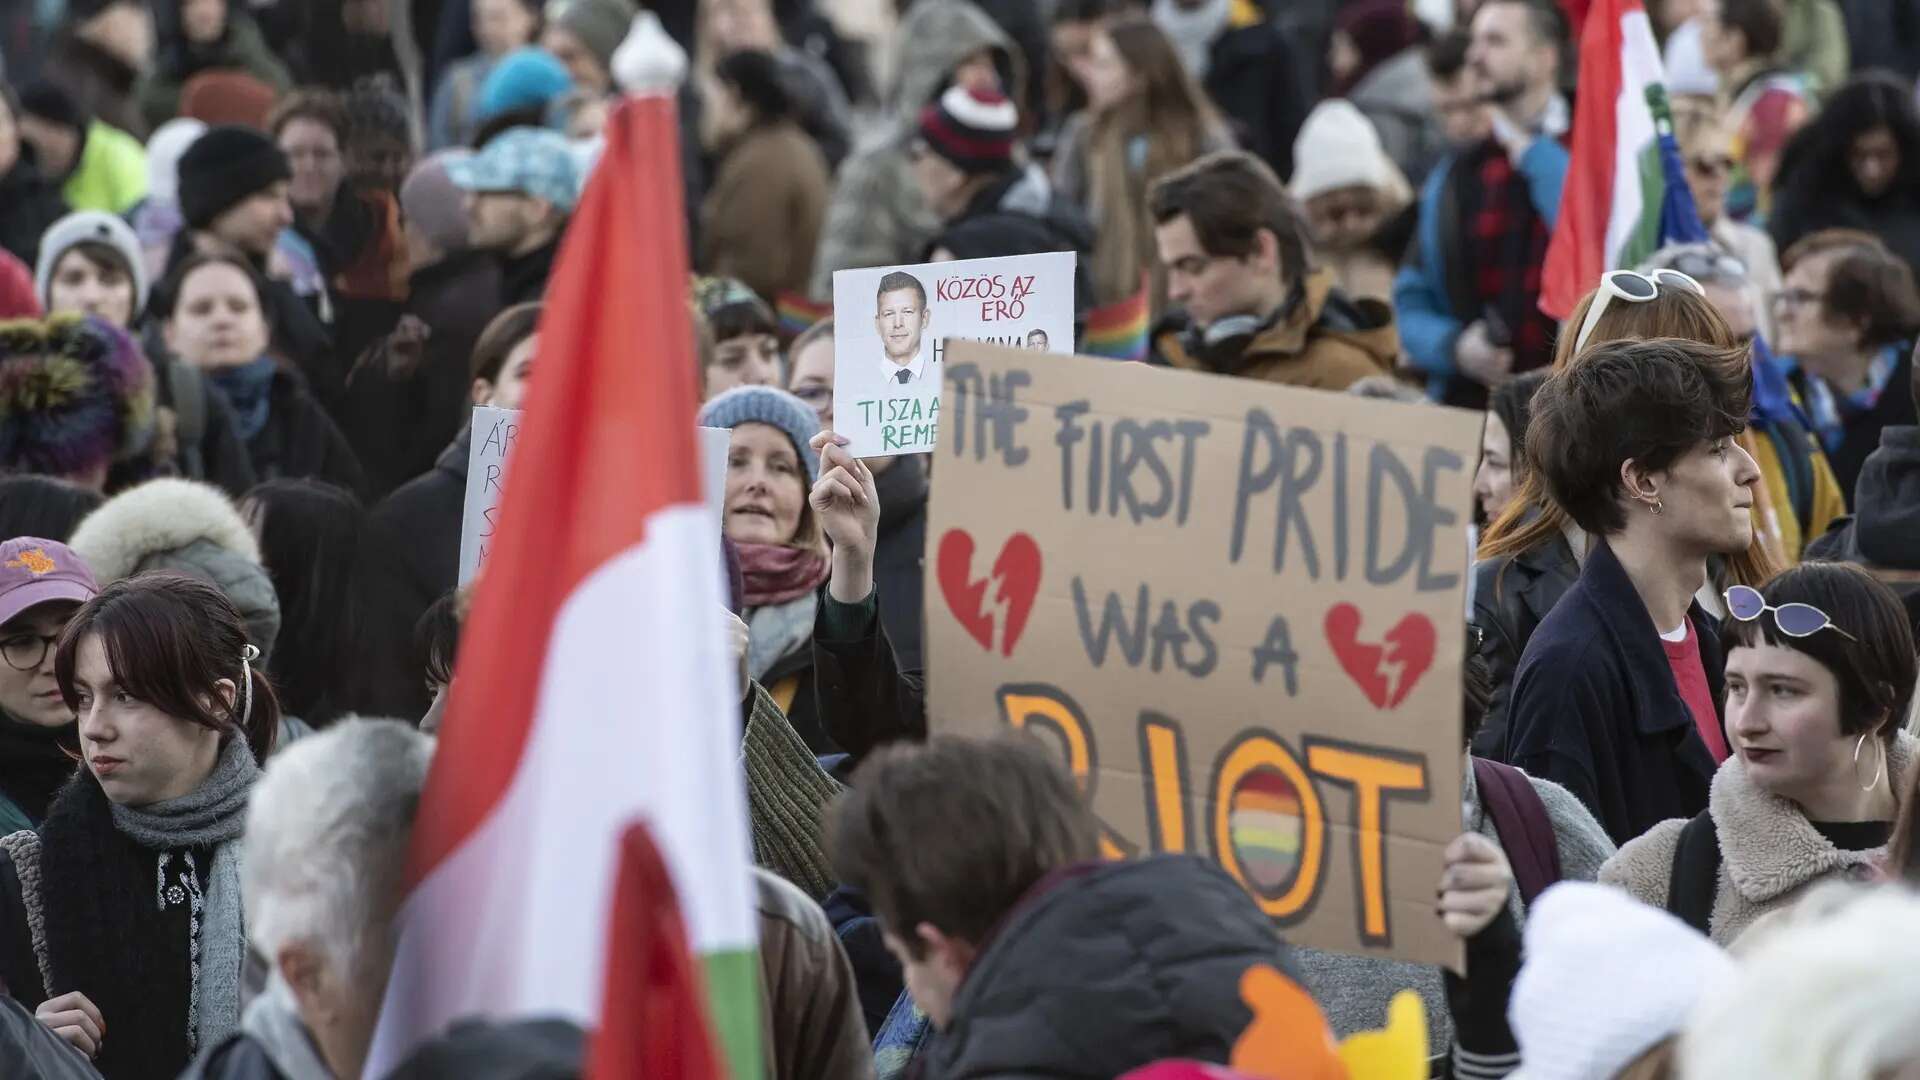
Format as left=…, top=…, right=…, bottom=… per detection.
left=183, top=719, right=433, bottom=1080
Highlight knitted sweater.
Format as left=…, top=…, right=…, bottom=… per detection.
left=742, top=682, right=841, bottom=900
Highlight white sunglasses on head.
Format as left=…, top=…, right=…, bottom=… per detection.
left=1572, top=269, right=1706, bottom=355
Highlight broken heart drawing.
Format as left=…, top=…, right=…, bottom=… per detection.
left=937, top=529, right=1043, bottom=657
left=1322, top=604, right=1436, bottom=710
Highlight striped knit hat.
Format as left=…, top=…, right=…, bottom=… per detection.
left=917, top=84, right=1018, bottom=175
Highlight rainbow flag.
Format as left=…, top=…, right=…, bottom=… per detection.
left=1082, top=282, right=1151, bottom=361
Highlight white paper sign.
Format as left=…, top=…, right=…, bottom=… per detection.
left=831, top=250, right=1075, bottom=457
left=458, top=406, right=731, bottom=585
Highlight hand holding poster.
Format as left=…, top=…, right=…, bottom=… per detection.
left=832, top=251, right=1075, bottom=458
left=925, top=342, right=1480, bottom=968
left=459, top=407, right=731, bottom=585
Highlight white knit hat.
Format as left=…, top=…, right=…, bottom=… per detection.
left=1287, top=99, right=1406, bottom=203
left=1508, top=883, right=1733, bottom=1080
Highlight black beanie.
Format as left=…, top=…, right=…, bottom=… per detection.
left=18, top=81, right=88, bottom=137
left=177, top=126, right=292, bottom=230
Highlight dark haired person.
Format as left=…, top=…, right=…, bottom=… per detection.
left=0, top=572, right=278, bottom=1077
left=158, top=251, right=366, bottom=496
left=138, top=0, right=293, bottom=131
left=907, top=85, right=1093, bottom=287
left=448, top=126, right=581, bottom=304
left=809, top=0, right=1014, bottom=296
left=1426, top=29, right=1491, bottom=152
left=872, top=271, right=932, bottom=385
left=1806, top=346, right=1920, bottom=628
left=35, top=210, right=146, bottom=328
left=830, top=734, right=1300, bottom=1078
left=0, top=538, right=97, bottom=834
left=0, top=478, right=104, bottom=544
left=699, top=48, right=831, bottom=307
left=242, top=480, right=365, bottom=728
left=1393, top=0, right=1569, bottom=407
left=1148, top=149, right=1397, bottom=389
left=1701, top=0, right=1809, bottom=225
left=1504, top=337, right=1762, bottom=845
left=356, top=302, right=540, bottom=718
left=1771, top=73, right=1920, bottom=287
left=695, top=276, right=782, bottom=401
left=167, top=125, right=338, bottom=415
left=1475, top=369, right=1549, bottom=529
left=269, top=90, right=409, bottom=308
left=1601, top=563, right=1915, bottom=943
left=0, top=87, right=71, bottom=270
left=1774, top=232, right=1920, bottom=498
left=14, top=80, right=149, bottom=215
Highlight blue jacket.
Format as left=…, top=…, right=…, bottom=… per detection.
left=1504, top=539, right=1721, bottom=846
left=1394, top=137, right=1569, bottom=398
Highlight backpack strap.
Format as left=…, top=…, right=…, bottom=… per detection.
left=0, top=830, right=51, bottom=997
left=1665, top=809, right=1722, bottom=935
left=1473, top=757, right=1563, bottom=905
left=169, top=361, right=208, bottom=479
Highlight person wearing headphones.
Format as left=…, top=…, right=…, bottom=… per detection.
left=1146, top=149, right=1399, bottom=390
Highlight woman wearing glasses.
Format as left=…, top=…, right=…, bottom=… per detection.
left=0, top=538, right=97, bottom=835
left=1600, top=563, right=1915, bottom=945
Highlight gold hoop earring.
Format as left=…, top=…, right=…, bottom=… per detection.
left=1854, top=732, right=1886, bottom=792
left=1650, top=500, right=1664, bottom=515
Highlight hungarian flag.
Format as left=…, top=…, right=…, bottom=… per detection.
left=1539, top=0, right=1670, bottom=320
left=365, top=92, right=762, bottom=1078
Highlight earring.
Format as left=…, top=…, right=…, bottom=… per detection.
left=1854, top=732, right=1886, bottom=792
left=1650, top=500, right=1664, bottom=515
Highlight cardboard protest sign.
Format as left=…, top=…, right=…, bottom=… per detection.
left=459, top=407, right=730, bottom=585
left=925, top=342, right=1480, bottom=968
left=832, top=251, right=1074, bottom=458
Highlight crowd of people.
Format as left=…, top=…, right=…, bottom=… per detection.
left=3, top=0, right=1920, bottom=1076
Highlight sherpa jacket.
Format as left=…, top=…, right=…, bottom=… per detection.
left=67, top=477, right=282, bottom=659
left=1599, top=733, right=1915, bottom=946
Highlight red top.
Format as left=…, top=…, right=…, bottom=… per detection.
left=1664, top=621, right=1728, bottom=764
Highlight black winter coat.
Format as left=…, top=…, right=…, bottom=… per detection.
left=1205, top=18, right=1317, bottom=182
left=354, top=428, right=467, bottom=718
left=239, top=368, right=368, bottom=497
left=1823, top=348, right=1918, bottom=505
left=812, top=594, right=923, bottom=767
left=1469, top=529, right=1579, bottom=762
left=921, top=857, right=1299, bottom=1080
left=872, top=454, right=929, bottom=671
left=0, top=155, right=68, bottom=269
left=339, top=251, right=503, bottom=498
left=1505, top=539, right=1721, bottom=846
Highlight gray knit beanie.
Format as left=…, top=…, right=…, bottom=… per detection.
left=34, top=211, right=150, bottom=314
left=697, top=386, right=822, bottom=483
left=400, top=151, right=474, bottom=254
left=544, top=0, right=639, bottom=72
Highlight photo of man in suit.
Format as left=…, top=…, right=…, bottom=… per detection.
left=875, top=270, right=933, bottom=385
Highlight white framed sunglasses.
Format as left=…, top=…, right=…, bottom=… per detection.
left=1572, top=269, right=1706, bottom=355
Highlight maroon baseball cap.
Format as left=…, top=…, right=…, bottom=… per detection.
left=0, top=538, right=98, bottom=628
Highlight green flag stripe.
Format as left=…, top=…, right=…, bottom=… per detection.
left=703, top=947, right=764, bottom=1079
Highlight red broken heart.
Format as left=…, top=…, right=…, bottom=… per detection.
left=937, top=529, right=1043, bottom=657
left=1323, top=604, right=1437, bottom=709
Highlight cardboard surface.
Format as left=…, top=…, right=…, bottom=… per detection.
left=924, top=341, right=1481, bottom=967
left=460, top=408, right=729, bottom=585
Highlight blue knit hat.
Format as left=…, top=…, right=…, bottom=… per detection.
left=697, top=386, right=821, bottom=483
left=475, top=47, right=575, bottom=124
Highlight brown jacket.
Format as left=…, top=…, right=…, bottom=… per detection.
left=1151, top=268, right=1399, bottom=390
left=1599, top=733, right=1913, bottom=946
left=702, top=120, right=831, bottom=304
left=755, top=869, right=876, bottom=1080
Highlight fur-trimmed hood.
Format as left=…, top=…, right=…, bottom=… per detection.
left=67, top=478, right=281, bottom=660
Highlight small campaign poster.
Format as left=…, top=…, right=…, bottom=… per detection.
left=831, top=251, right=1074, bottom=458
left=459, top=409, right=731, bottom=585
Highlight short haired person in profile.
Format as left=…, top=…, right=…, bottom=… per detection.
left=1025, top=328, right=1049, bottom=351
left=875, top=271, right=933, bottom=386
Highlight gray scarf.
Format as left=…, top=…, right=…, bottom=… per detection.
left=745, top=593, right=818, bottom=683
left=111, top=737, right=259, bottom=1053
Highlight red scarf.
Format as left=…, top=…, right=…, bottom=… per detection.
left=735, top=541, right=830, bottom=608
